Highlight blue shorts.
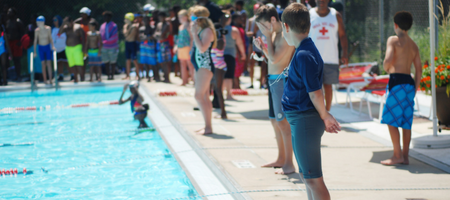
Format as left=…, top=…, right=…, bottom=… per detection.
left=381, top=73, right=416, bottom=130
left=268, top=74, right=286, bottom=121
left=286, top=109, right=325, bottom=179
left=38, top=44, right=53, bottom=61
left=125, top=41, right=138, bottom=60
left=157, top=41, right=172, bottom=63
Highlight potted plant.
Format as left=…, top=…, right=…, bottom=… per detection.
left=419, top=56, right=450, bottom=126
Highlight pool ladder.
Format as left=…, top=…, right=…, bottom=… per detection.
left=30, top=51, right=59, bottom=92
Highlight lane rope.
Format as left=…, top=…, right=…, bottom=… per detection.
left=0, top=100, right=119, bottom=113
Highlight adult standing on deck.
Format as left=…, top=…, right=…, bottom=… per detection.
left=52, top=15, right=68, bottom=81
left=6, top=8, right=25, bottom=81
left=75, top=7, right=97, bottom=81
left=100, top=11, right=119, bottom=80
left=309, top=0, right=348, bottom=111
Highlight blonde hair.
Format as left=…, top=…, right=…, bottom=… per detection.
left=178, top=9, right=188, bottom=18
left=190, top=6, right=217, bottom=48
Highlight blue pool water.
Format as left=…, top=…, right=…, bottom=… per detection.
left=0, top=87, right=199, bottom=199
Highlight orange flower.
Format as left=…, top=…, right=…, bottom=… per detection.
left=448, top=75, right=450, bottom=79
left=435, top=56, right=439, bottom=61
left=441, top=75, right=445, bottom=80
left=427, top=84, right=431, bottom=87
left=435, top=69, right=439, bottom=73
left=436, top=85, right=438, bottom=88
left=422, top=87, right=426, bottom=90
left=424, top=65, right=428, bottom=69
left=447, top=65, right=450, bottom=69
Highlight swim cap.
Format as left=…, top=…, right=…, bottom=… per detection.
left=36, top=16, right=45, bottom=22
left=129, top=81, right=139, bottom=88
left=80, top=7, right=91, bottom=16
left=125, top=13, right=135, bottom=22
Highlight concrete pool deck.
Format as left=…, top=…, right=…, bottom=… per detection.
left=4, top=72, right=450, bottom=199
left=141, top=72, right=450, bottom=200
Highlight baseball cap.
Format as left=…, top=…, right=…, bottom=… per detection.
left=80, top=7, right=91, bottom=16
left=143, top=4, right=155, bottom=12
left=36, top=16, right=45, bottom=22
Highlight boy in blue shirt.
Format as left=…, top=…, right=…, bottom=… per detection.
left=281, top=3, right=340, bottom=200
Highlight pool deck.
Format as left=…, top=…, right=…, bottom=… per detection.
left=4, top=72, right=450, bottom=199
left=141, top=72, right=450, bottom=200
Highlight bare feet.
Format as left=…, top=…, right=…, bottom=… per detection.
left=226, top=97, right=236, bottom=101
left=122, top=77, right=130, bottom=80
left=275, top=165, right=296, bottom=175
left=381, top=156, right=404, bottom=165
left=261, top=161, right=284, bottom=168
left=214, top=115, right=228, bottom=120
left=195, top=128, right=213, bottom=135
left=403, top=157, right=409, bottom=165
left=90, top=79, right=94, bottom=82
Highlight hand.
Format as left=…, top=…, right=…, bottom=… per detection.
left=253, top=37, right=267, bottom=52
left=240, top=54, right=246, bottom=61
left=52, top=47, right=57, bottom=52
left=190, top=21, right=198, bottom=34
left=340, top=56, right=348, bottom=66
left=322, top=113, right=340, bottom=133
left=256, top=22, right=273, bottom=38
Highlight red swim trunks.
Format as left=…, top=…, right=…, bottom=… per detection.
left=9, top=40, right=23, bottom=57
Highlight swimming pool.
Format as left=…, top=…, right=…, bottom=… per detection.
left=0, top=87, right=199, bottom=199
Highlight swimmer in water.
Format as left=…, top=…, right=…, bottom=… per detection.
left=118, top=81, right=150, bottom=128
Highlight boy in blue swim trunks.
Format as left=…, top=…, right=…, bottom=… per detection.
left=380, top=11, right=422, bottom=166
left=281, top=3, right=340, bottom=199
left=34, top=16, right=56, bottom=85
left=118, top=81, right=150, bottom=128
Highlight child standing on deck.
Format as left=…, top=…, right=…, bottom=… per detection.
left=380, top=11, right=422, bottom=166
left=281, top=3, right=340, bottom=199
left=174, top=9, right=195, bottom=86
left=84, top=21, right=103, bottom=82
left=153, top=12, right=172, bottom=83
left=34, top=16, right=56, bottom=85
left=123, top=13, right=140, bottom=80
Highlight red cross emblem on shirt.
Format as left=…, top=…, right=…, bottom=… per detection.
left=319, top=27, right=328, bottom=36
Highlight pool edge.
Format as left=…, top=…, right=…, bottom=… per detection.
left=139, top=85, right=246, bottom=200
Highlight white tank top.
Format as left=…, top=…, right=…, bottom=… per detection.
left=309, top=8, right=339, bottom=65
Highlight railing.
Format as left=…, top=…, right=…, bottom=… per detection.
left=53, top=51, right=58, bottom=90
left=30, top=52, right=35, bottom=92
left=30, top=51, right=59, bottom=91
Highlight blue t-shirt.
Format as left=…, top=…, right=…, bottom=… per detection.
left=282, top=37, right=324, bottom=112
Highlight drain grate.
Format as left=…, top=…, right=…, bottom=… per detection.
left=232, top=160, right=255, bottom=168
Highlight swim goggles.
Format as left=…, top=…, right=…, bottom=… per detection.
left=190, top=15, right=207, bottom=21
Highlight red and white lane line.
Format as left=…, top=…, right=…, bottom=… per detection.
left=1, top=100, right=119, bottom=113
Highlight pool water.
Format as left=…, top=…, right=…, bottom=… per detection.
left=0, top=87, right=199, bottom=199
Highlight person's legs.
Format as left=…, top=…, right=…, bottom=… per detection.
left=248, top=57, right=255, bottom=88
left=323, top=84, right=333, bottom=111
left=194, top=68, right=214, bottom=134
left=260, top=62, right=267, bottom=88
left=89, top=66, right=94, bottom=82
left=133, top=59, right=140, bottom=80
left=13, top=57, right=21, bottom=81
left=0, top=54, right=9, bottom=85
left=162, top=62, right=170, bottom=83
left=261, top=118, right=286, bottom=168
left=96, top=66, right=102, bottom=82
left=298, top=173, right=314, bottom=200
left=124, top=59, right=131, bottom=80
left=275, top=118, right=295, bottom=174
left=41, top=61, right=48, bottom=84
left=304, top=177, right=331, bottom=200
left=402, top=129, right=412, bottom=165
left=223, top=55, right=236, bottom=100
left=381, top=125, right=404, bottom=165
left=187, top=60, right=195, bottom=84
left=46, top=60, right=53, bottom=84
left=214, top=69, right=227, bottom=119
left=180, top=59, right=188, bottom=85
left=110, top=63, right=116, bottom=79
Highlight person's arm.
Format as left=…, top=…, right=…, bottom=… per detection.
left=79, top=28, right=86, bottom=51
left=383, top=36, right=395, bottom=73
left=336, top=12, right=348, bottom=65
left=232, top=27, right=246, bottom=60
left=97, top=32, right=103, bottom=56
left=48, top=27, right=56, bottom=51
left=33, top=28, right=38, bottom=58
left=301, top=55, right=340, bottom=133
left=191, top=25, right=214, bottom=53
left=159, top=23, right=170, bottom=40
left=83, top=32, right=89, bottom=55
left=413, top=45, right=422, bottom=91
left=118, top=84, right=131, bottom=104
left=123, top=24, right=129, bottom=37
left=58, top=22, right=67, bottom=34
left=256, top=22, right=287, bottom=64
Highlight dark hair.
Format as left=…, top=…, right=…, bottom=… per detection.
left=172, top=5, right=181, bottom=13
left=394, top=11, right=413, bottom=31
left=89, top=21, right=98, bottom=27
left=158, top=11, right=167, bottom=17
left=64, top=16, right=73, bottom=22
left=231, top=13, right=241, bottom=22
left=143, top=104, right=149, bottom=110
left=236, top=0, right=244, bottom=7
left=255, top=5, right=279, bottom=22
left=102, top=11, right=113, bottom=17
left=281, top=3, right=310, bottom=33
left=279, top=0, right=289, bottom=8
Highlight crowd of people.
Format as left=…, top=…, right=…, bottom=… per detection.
left=1, top=0, right=423, bottom=199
